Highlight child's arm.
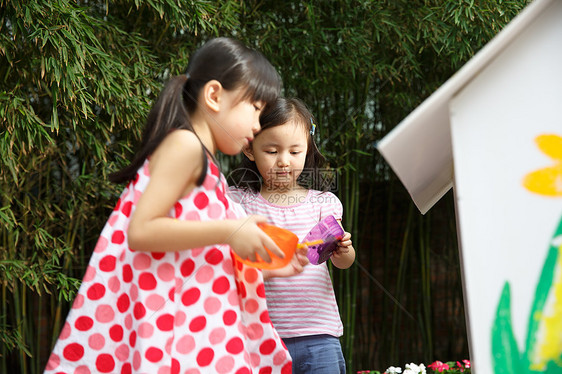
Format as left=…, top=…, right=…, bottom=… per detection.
left=330, top=229, right=355, bottom=269
left=127, top=130, right=284, bottom=262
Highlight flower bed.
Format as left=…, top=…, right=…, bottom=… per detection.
left=357, top=360, right=471, bottom=374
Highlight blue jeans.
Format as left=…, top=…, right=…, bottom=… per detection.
left=283, top=334, right=346, bottom=374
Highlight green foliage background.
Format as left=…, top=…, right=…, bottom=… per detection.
left=0, top=0, right=529, bottom=372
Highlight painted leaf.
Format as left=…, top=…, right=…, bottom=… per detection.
left=525, top=217, right=562, bottom=371
left=492, top=282, right=522, bottom=374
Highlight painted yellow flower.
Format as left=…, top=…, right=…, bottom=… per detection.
left=523, top=134, right=562, bottom=196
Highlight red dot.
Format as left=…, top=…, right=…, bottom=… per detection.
left=133, top=302, right=146, bottom=319
left=174, top=202, right=183, bottom=218
left=210, top=162, right=218, bottom=176
left=259, top=339, right=276, bottom=355
left=168, top=287, right=175, bottom=302
left=216, top=187, right=229, bottom=209
left=95, top=353, right=115, bottom=373
left=122, top=264, right=133, bottom=282
left=75, top=316, right=94, bottom=331
left=87, top=283, right=106, bottom=300
left=146, top=347, right=164, bottom=362
left=259, top=368, right=273, bottom=374
left=171, top=358, right=180, bottom=374
left=112, top=230, right=125, bottom=244
left=212, top=276, right=230, bottom=294
left=235, top=260, right=244, bottom=271
left=121, top=201, right=133, bottom=217
left=138, top=272, right=157, bottom=290
left=181, top=288, right=200, bottom=306
left=156, top=314, right=174, bottom=331
left=226, top=337, right=244, bottom=354
left=238, top=282, right=247, bottom=298
left=244, top=268, right=258, bottom=283
left=180, top=259, right=195, bottom=277
left=114, top=198, right=122, bottom=212
left=62, top=343, right=84, bottom=361
left=256, top=284, right=266, bottom=298
left=194, top=192, right=209, bottom=209
left=151, top=252, right=165, bottom=260
left=189, top=316, right=207, bottom=332
left=121, top=363, right=132, bottom=374
left=281, top=362, right=292, bottom=374
left=129, top=331, right=137, bottom=347
left=109, top=324, right=124, bottom=342
left=117, top=294, right=130, bottom=313
left=196, top=347, right=214, bottom=366
left=223, top=310, right=237, bottom=326
left=236, top=368, right=251, bottom=374
left=259, top=311, right=270, bottom=323
left=99, top=255, right=117, bottom=272
left=205, top=248, right=224, bottom=265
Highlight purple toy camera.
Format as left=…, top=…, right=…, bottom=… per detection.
left=303, top=215, right=344, bottom=265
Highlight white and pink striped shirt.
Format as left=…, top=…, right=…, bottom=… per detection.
left=228, top=188, right=344, bottom=339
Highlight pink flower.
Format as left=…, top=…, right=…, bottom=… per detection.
left=455, top=360, right=471, bottom=372
left=456, top=362, right=464, bottom=372
left=428, top=361, right=450, bottom=372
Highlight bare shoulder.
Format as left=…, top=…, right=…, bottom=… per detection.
left=152, top=130, right=202, bottom=164
left=150, top=130, right=205, bottom=188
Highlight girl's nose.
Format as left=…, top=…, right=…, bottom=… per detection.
left=252, top=120, right=260, bottom=134
left=277, top=154, right=289, bottom=167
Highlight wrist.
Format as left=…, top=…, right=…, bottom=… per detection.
left=221, top=219, right=239, bottom=246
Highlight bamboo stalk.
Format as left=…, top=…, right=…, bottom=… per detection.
left=381, top=177, right=395, bottom=364
left=419, top=214, right=433, bottom=361
left=390, top=202, right=413, bottom=362
left=348, top=179, right=360, bottom=371
left=13, top=283, right=24, bottom=373
left=35, top=293, right=41, bottom=374
left=1, top=284, right=7, bottom=373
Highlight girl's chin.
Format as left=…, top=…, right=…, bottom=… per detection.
left=265, top=181, right=296, bottom=191
left=220, top=145, right=243, bottom=156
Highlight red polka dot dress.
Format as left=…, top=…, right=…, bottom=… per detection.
left=44, top=158, right=292, bottom=374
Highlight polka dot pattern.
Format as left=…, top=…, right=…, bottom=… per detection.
left=44, top=158, right=291, bottom=373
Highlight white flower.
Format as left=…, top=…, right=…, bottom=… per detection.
left=403, top=363, right=426, bottom=374
left=385, top=366, right=402, bottom=374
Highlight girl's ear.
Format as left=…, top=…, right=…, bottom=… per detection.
left=202, top=80, right=222, bottom=112
left=242, top=146, right=255, bottom=161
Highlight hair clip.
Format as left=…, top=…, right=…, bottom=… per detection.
left=310, top=118, right=316, bottom=136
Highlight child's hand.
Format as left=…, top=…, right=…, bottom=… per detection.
left=227, top=215, right=285, bottom=263
left=263, top=244, right=309, bottom=279
left=331, top=232, right=352, bottom=260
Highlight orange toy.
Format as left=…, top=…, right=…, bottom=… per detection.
left=232, top=223, right=320, bottom=270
